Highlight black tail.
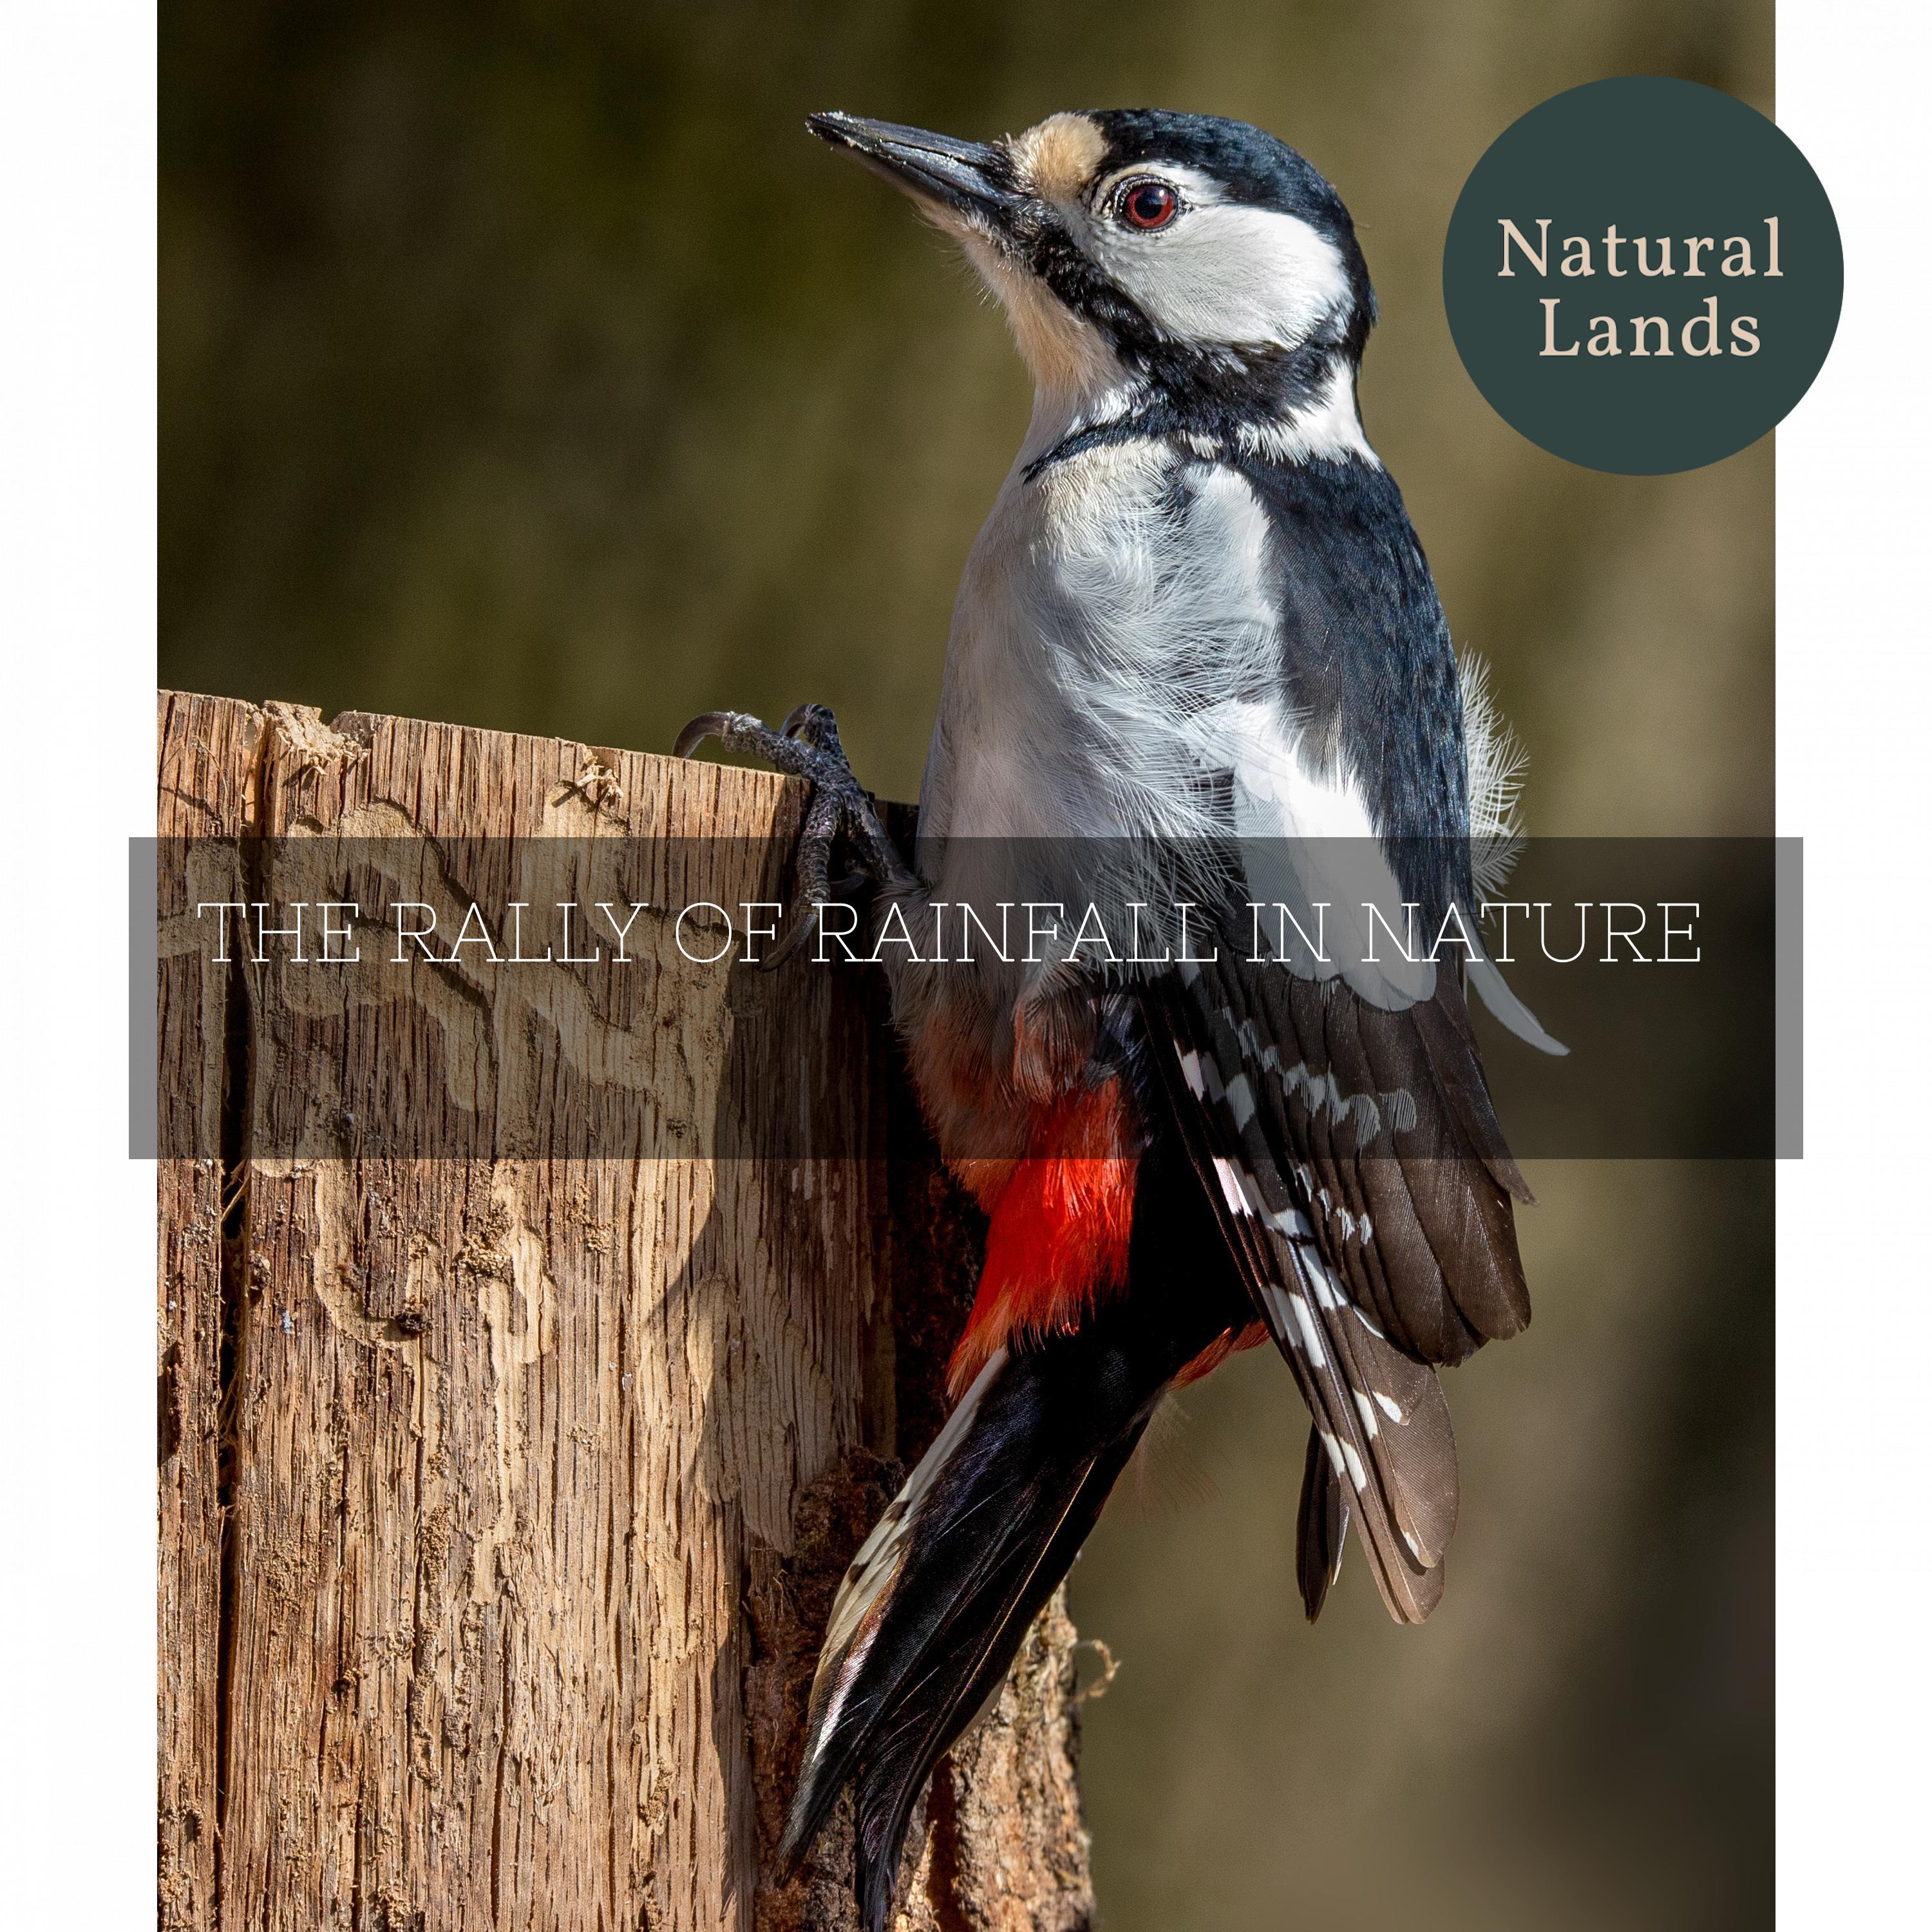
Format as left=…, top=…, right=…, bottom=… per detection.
left=782, top=1142, right=1251, bottom=1931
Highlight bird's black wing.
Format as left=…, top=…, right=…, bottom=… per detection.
left=1139, top=942, right=1531, bottom=1624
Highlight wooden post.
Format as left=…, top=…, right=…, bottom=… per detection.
left=155, top=693, right=1094, bottom=1932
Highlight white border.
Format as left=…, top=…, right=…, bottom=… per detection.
left=1777, top=5, right=1929, bottom=1923
left=0, top=0, right=1924, bottom=1916
left=0, top=1, right=155, bottom=1911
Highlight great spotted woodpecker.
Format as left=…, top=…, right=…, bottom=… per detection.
left=677, top=106, right=1563, bottom=1929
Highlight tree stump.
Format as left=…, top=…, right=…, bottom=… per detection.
left=155, top=692, right=1094, bottom=1932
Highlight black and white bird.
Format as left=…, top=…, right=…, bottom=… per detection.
left=679, top=106, right=1563, bottom=1929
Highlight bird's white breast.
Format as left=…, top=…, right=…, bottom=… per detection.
left=916, top=435, right=1439, bottom=1010
left=919, top=439, right=1289, bottom=847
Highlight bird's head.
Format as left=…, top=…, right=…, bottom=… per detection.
left=808, top=107, right=1377, bottom=459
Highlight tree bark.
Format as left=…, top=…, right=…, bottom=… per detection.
left=159, top=691, right=266, bottom=1930
left=155, top=692, right=1094, bottom=1932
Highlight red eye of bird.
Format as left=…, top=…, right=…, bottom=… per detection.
left=1121, top=180, right=1178, bottom=229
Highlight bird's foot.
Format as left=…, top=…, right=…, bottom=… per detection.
left=674, top=703, right=911, bottom=968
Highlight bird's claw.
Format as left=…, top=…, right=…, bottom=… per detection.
left=779, top=701, right=846, bottom=756
left=674, top=703, right=909, bottom=970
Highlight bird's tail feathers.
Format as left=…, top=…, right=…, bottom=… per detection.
left=1296, top=1419, right=1351, bottom=1620
left=779, top=1345, right=1009, bottom=1880
left=780, top=1328, right=1166, bottom=1932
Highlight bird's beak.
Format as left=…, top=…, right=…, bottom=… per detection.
left=807, top=111, right=1018, bottom=225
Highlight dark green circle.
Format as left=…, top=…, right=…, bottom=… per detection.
left=1443, top=77, right=1842, bottom=475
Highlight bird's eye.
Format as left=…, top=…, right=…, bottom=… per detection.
left=1119, top=180, right=1179, bottom=230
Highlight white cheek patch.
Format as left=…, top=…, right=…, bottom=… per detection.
left=1084, top=171, right=1354, bottom=351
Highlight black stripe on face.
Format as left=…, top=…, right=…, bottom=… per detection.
left=994, top=169, right=1369, bottom=431
left=1016, top=213, right=1357, bottom=464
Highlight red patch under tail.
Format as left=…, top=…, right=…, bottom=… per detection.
left=947, top=1080, right=1137, bottom=1399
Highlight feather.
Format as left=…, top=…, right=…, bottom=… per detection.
left=1141, top=935, right=1530, bottom=1625
left=1457, top=649, right=1527, bottom=898
left=781, top=1135, right=1256, bottom=1926
left=1296, top=1421, right=1350, bottom=1620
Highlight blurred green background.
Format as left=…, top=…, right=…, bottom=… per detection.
left=162, top=3, right=1773, bottom=1926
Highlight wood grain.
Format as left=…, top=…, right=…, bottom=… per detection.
left=155, top=692, right=1094, bottom=1932
left=158, top=691, right=266, bottom=1931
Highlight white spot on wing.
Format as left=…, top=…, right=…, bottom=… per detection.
left=1286, top=1291, right=1327, bottom=1366
left=1267, top=1203, right=1314, bottom=1239
left=1212, top=1157, right=1254, bottom=1218
left=1259, top=1280, right=1297, bottom=1341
